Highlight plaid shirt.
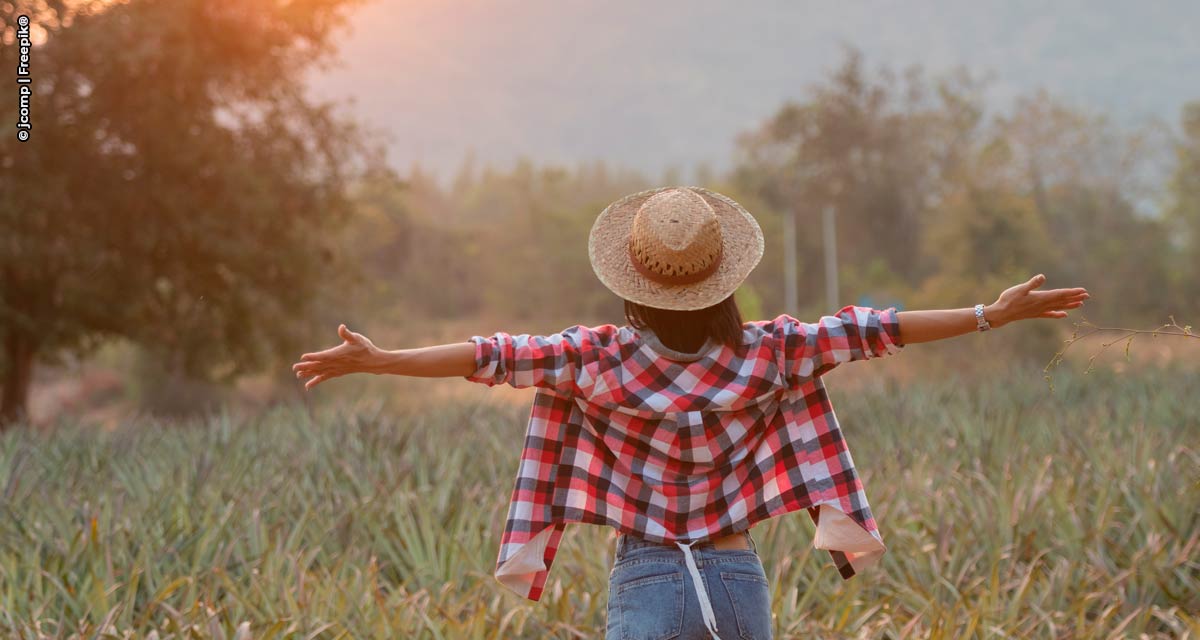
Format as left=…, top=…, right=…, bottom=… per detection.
left=465, top=305, right=905, bottom=601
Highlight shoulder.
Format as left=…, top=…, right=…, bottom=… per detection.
left=745, top=314, right=804, bottom=340
left=553, top=323, right=632, bottom=350
left=748, top=309, right=871, bottom=337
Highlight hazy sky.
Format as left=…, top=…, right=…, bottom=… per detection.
left=307, top=1, right=1200, bottom=186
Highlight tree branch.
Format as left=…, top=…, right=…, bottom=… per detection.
left=1043, top=314, right=1196, bottom=390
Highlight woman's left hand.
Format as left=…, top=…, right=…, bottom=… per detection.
left=292, top=324, right=383, bottom=390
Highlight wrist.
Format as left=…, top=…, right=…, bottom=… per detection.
left=370, top=348, right=405, bottom=375
left=983, top=302, right=1007, bottom=328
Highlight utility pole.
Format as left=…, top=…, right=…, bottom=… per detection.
left=822, top=205, right=838, bottom=310
left=783, top=208, right=798, bottom=313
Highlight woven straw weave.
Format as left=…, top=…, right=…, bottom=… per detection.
left=588, top=186, right=764, bottom=310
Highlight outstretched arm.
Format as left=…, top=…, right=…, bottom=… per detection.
left=897, top=274, right=1089, bottom=344
left=778, top=273, right=1089, bottom=382
left=292, top=324, right=476, bottom=390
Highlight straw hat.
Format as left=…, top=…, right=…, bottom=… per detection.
left=588, top=186, right=765, bottom=311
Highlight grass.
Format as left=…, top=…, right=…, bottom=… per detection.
left=0, top=363, right=1197, bottom=638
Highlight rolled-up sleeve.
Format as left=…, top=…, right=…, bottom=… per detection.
left=776, top=305, right=904, bottom=383
left=463, top=325, right=598, bottom=396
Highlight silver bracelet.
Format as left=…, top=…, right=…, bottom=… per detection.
left=974, top=304, right=991, bottom=331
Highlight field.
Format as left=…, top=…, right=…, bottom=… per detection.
left=1, top=363, right=1197, bottom=639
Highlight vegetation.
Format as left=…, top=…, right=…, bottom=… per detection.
left=352, top=55, right=1198, bottom=372
left=0, top=0, right=373, bottom=425
left=0, top=365, right=1195, bottom=638
left=1, top=2, right=1195, bottom=638
left=3, top=2, right=1198, bottom=425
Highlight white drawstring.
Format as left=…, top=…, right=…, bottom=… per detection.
left=675, top=540, right=723, bottom=639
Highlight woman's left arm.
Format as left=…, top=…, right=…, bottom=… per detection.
left=895, top=274, right=1089, bottom=344
left=292, top=324, right=476, bottom=390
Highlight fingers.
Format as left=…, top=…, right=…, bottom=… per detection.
left=1036, top=292, right=1087, bottom=306
left=299, top=324, right=362, bottom=364
left=1019, top=273, right=1046, bottom=294
left=293, top=361, right=322, bottom=376
left=1027, top=287, right=1089, bottom=313
left=299, top=344, right=343, bottom=361
left=1044, top=292, right=1088, bottom=310
left=294, top=323, right=362, bottom=383
left=1044, top=293, right=1086, bottom=305
left=1027, top=296, right=1085, bottom=320
left=297, top=366, right=341, bottom=389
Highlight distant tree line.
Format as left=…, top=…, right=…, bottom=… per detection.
left=361, top=51, right=1197, bottom=357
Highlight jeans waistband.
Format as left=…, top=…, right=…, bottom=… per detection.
left=617, top=529, right=756, bottom=555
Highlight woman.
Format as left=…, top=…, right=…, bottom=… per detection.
left=292, top=186, right=1088, bottom=639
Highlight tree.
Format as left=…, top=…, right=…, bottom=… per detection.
left=0, top=0, right=371, bottom=426
left=732, top=48, right=987, bottom=308
left=993, top=91, right=1174, bottom=325
left=1166, top=102, right=1200, bottom=314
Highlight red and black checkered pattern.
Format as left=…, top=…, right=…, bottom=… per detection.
left=465, top=305, right=905, bottom=601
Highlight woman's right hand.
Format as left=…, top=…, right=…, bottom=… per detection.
left=987, top=274, right=1089, bottom=329
left=292, top=324, right=384, bottom=390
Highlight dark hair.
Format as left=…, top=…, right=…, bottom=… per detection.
left=624, top=293, right=745, bottom=352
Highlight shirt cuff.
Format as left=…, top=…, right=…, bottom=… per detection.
left=462, top=336, right=495, bottom=384
left=881, top=307, right=905, bottom=349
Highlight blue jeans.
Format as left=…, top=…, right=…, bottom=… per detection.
left=605, top=530, right=773, bottom=640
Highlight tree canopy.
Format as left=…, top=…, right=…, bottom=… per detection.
left=0, top=0, right=373, bottom=424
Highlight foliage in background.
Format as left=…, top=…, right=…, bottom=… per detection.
left=1166, top=102, right=1200, bottom=305
left=732, top=49, right=984, bottom=290
left=352, top=51, right=1193, bottom=370
left=0, top=0, right=375, bottom=425
left=0, top=367, right=1195, bottom=638
left=1043, top=313, right=1199, bottom=391
left=3, top=11, right=1198, bottom=424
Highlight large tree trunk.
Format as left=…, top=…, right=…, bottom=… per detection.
left=0, top=330, right=37, bottom=430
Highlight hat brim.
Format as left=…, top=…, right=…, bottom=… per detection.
left=588, top=186, right=765, bottom=311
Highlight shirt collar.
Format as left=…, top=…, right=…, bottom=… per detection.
left=638, top=327, right=716, bottom=362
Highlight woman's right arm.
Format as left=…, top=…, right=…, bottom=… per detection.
left=293, top=323, right=609, bottom=396
left=293, top=325, right=479, bottom=390
left=895, top=274, right=1089, bottom=344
